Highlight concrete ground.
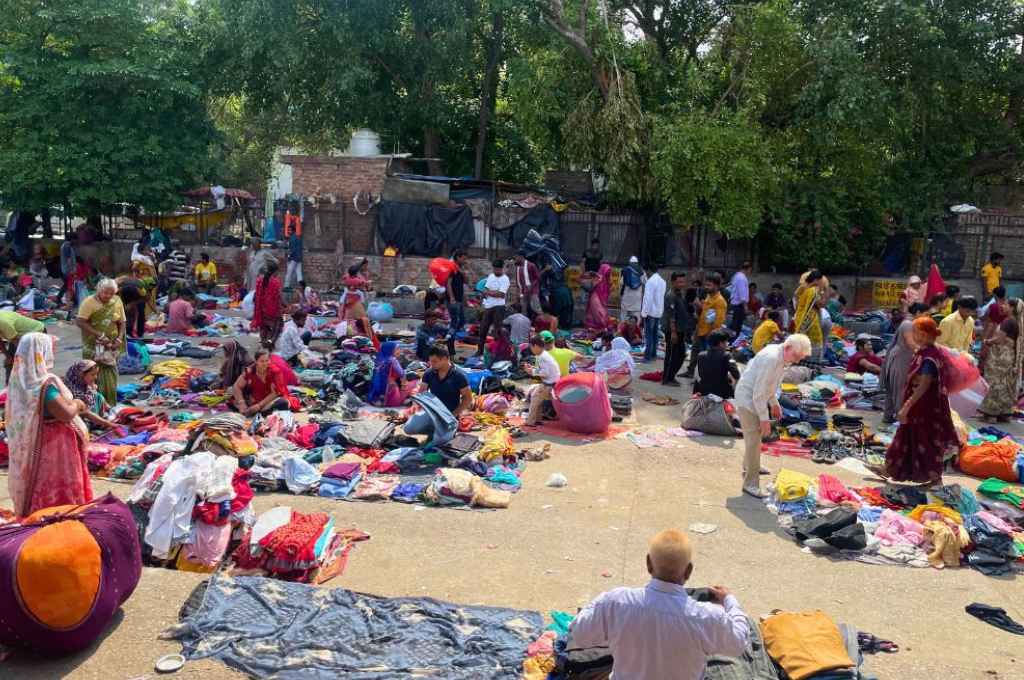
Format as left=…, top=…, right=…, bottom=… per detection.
left=1, top=316, right=1023, bottom=679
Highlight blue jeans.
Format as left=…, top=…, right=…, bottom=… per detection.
left=643, top=316, right=661, bottom=361
left=448, top=303, right=465, bottom=332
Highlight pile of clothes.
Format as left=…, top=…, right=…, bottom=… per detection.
left=766, top=469, right=1024, bottom=575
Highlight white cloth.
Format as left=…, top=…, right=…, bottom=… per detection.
left=482, top=274, right=510, bottom=309
left=275, top=320, right=308, bottom=361
left=131, top=243, right=154, bottom=269
left=595, top=337, right=636, bottom=375
left=534, top=350, right=561, bottom=385
left=734, top=343, right=788, bottom=421
left=641, top=273, right=666, bottom=319
left=621, top=273, right=646, bottom=314
left=570, top=579, right=749, bottom=680
left=519, top=262, right=531, bottom=289
left=144, top=452, right=215, bottom=558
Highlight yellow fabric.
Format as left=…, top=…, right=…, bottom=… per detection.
left=923, top=520, right=961, bottom=568
left=941, top=299, right=953, bottom=316
left=761, top=611, right=854, bottom=680
left=522, top=655, right=556, bottom=679
left=775, top=469, right=813, bottom=501
left=548, top=348, right=578, bottom=377
left=697, top=292, right=727, bottom=337
left=908, top=504, right=962, bottom=525
left=194, top=261, right=218, bottom=283
left=77, top=295, right=125, bottom=323
left=752, top=319, right=781, bottom=353
left=937, top=312, right=974, bottom=353
left=981, top=263, right=1002, bottom=293
left=793, top=286, right=822, bottom=345
left=16, top=519, right=101, bottom=630
left=149, top=359, right=192, bottom=378
left=479, top=427, right=513, bottom=463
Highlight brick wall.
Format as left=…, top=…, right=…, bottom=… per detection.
left=281, top=155, right=390, bottom=200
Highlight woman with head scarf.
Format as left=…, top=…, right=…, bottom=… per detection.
left=220, top=339, right=251, bottom=389
left=880, top=317, right=917, bottom=424
left=64, top=360, right=117, bottom=430
left=978, top=298, right=1024, bottom=422
left=251, top=260, right=283, bottom=348
left=793, top=270, right=825, bottom=358
left=594, top=336, right=637, bottom=391
left=75, top=278, right=125, bottom=405
left=585, top=263, right=613, bottom=333
left=875, top=317, right=959, bottom=486
left=367, top=341, right=409, bottom=407
left=619, top=256, right=646, bottom=318
left=5, top=333, right=92, bottom=517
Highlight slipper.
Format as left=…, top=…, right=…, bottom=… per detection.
left=742, top=486, right=765, bottom=499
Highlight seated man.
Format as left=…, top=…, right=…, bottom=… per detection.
left=164, top=288, right=204, bottom=334
left=503, top=304, right=532, bottom=347
left=419, top=345, right=473, bottom=416
left=618, top=314, right=643, bottom=346
left=416, top=312, right=451, bottom=361
left=276, top=310, right=315, bottom=364
left=751, top=311, right=784, bottom=354
left=231, top=349, right=292, bottom=415
left=846, top=337, right=882, bottom=375
left=570, top=529, right=749, bottom=680
left=693, top=329, right=740, bottom=399
left=193, top=252, right=218, bottom=294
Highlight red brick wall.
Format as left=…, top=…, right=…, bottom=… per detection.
left=282, top=156, right=390, bottom=199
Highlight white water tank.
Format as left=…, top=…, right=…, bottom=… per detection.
left=349, top=128, right=382, bottom=156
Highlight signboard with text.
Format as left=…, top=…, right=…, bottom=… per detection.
left=873, top=280, right=903, bottom=309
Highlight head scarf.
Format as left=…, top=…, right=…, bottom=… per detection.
left=593, top=263, right=612, bottom=304
left=220, top=339, right=250, bottom=389
left=6, top=333, right=88, bottom=516
left=368, top=341, right=400, bottom=404
left=912, top=316, right=941, bottom=340
left=594, top=336, right=636, bottom=376
left=65, top=360, right=98, bottom=409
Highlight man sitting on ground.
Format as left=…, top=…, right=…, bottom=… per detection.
left=693, top=329, right=740, bottom=399
left=524, top=335, right=561, bottom=426
left=276, top=310, right=315, bottom=364
left=570, top=529, right=749, bottom=680
left=193, top=253, right=218, bottom=294
left=846, top=337, right=882, bottom=375
left=420, top=345, right=473, bottom=416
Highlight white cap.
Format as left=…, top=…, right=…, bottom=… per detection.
left=629, top=256, right=638, bottom=264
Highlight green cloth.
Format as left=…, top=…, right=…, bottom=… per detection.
left=977, top=477, right=1024, bottom=508
left=546, top=610, right=574, bottom=636
left=0, top=310, right=45, bottom=341
left=44, top=385, right=59, bottom=402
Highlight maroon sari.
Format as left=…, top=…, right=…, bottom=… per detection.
left=884, top=344, right=959, bottom=484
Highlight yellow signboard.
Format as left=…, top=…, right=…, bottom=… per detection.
left=873, top=280, right=903, bottom=309
left=565, top=265, right=623, bottom=305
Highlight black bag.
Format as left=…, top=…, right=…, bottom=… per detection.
left=823, top=523, right=867, bottom=551
left=793, top=508, right=858, bottom=542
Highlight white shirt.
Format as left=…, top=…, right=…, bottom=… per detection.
left=734, top=343, right=788, bottom=421
left=482, top=273, right=510, bottom=309
left=641, top=273, right=666, bottom=319
left=571, top=579, right=749, bottom=680
left=534, top=350, right=561, bottom=385
left=275, top=320, right=307, bottom=361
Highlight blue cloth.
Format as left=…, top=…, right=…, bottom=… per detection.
left=857, top=506, right=883, bottom=523
left=314, top=422, right=345, bottom=447
left=288, top=234, right=302, bottom=262
left=44, top=385, right=59, bottom=402
left=390, top=482, right=425, bottom=503
left=367, top=341, right=399, bottom=404
left=405, top=392, right=458, bottom=446
left=110, top=431, right=152, bottom=445
left=283, top=456, right=321, bottom=494
left=318, top=473, right=362, bottom=499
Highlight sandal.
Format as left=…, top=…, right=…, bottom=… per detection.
left=858, top=632, right=898, bottom=654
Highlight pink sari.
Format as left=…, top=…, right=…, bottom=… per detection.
left=585, top=264, right=612, bottom=332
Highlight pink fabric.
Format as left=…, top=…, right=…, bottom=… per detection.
left=817, top=474, right=861, bottom=505
left=270, top=354, right=299, bottom=386
left=585, top=264, right=612, bottom=331
left=976, top=510, right=1017, bottom=534
left=165, top=299, right=194, bottom=333
left=186, top=520, right=232, bottom=567
left=383, top=378, right=417, bottom=407
left=21, top=420, right=93, bottom=516
left=925, top=264, right=946, bottom=302
left=875, top=509, right=925, bottom=546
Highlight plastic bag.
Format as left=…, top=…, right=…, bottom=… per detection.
left=429, top=258, right=457, bottom=286
left=241, top=290, right=255, bottom=320
left=937, top=346, right=980, bottom=394
left=367, top=301, right=394, bottom=323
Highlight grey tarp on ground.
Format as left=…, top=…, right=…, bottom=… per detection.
left=168, top=574, right=543, bottom=679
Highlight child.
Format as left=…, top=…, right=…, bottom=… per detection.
left=524, top=335, right=560, bottom=426
left=416, top=312, right=451, bottom=361
left=693, top=329, right=740, bottom=399
left=484, top=327, right=516, bottom=368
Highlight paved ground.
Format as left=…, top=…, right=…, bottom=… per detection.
left=1, top=317, right=1023, bottom=679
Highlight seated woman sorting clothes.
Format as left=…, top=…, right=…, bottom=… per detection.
left=231, top=348, right=292, bottom=415
left=64, top=360, right=117, bottom=430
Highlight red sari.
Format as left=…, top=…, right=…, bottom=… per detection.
left=883, top=345, right=959, bottom=484
left=251, top=275, right=283, bottom=346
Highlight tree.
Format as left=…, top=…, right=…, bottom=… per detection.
left=0, top=0, right=222, bottom=215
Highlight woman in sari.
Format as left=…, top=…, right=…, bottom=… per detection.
left=877, top=317, right=959, bottom=486
left=64, top=360, right=117, bottom=430
left=978, top=299, right=1024, bottom=421
left=231, top=349, right=292, bottom=415
left=130, top=242, right=158, bottom=314
left=220, top=339, right=251, bottom=389
left=6, top=333, right=91, bottom=517
left=251, top=260, right=283, bottom=348
left=367, top=341, right=412, bottom=407
left=584, top=263, right=612, bottom=333
left=880, top=318, right=917, bottom=424
left=75, top=278, right=125, bottom=405
left=793, top=270, right=825, bottom=359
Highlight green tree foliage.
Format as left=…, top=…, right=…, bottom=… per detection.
left=0, top=0, right=222, bottom=214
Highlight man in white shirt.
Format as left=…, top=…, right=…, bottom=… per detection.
left=275, top=310, right=315, bottom=363
left=571, top=529, right=750, bottom=680
left=734, top=334, right=812, bottom=498
left=524, top=335, right=560, bottom=425
left=476, top=258, right=510, bottom=356
left=641, top=264, right=666, bottom=362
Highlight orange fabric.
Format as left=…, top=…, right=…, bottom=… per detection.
left=761, top=611, right=854, bottom=680
left=284, top=211, right=302, bottom=237
left=959, top=438, right=1021, bottom=482
left=16, top=520, right=101, bottom=630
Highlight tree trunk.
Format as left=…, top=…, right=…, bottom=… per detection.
left=423, top=128, right=443, bottom=176
left=474, top=12, right=505, bottom=179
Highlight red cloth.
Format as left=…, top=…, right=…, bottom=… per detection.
left=640, top=371, right=663, bottom=382
left=845, top=352, right=882, bottom=374
left=251, top=275, right=282, bottom=330
left=270, top=354, right=299, bottom=386
left=852, top=487, right=902, bottom=510
left=516, top=261, right=540, bottom=296
left=230, top=470, right=254, bottom=512
left=192, top=502, right=229, bottom=526
left=618, top=321, right=642, bottom=346
left=884, top=345, right=959, bottom=484
left=260, top=510, right=328, bottom=565
left=287, top=423, right=320, bottom=449
left=925, top=264, right=946, bottom=302
left=245, top=364, right=289, bottom=403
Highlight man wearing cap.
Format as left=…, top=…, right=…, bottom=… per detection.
left=620, top=256, right=646, bottom=319
left=570, top=529, right=749, bottom=680
left=542, top=331, right=573, bottom=377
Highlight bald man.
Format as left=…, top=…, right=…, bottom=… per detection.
left=570, top=529, right=749, bottom=679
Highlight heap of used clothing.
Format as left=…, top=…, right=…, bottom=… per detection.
left=527, top=599, right=879, bottom=680
left=766, top=469, right=1024, bottom=576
